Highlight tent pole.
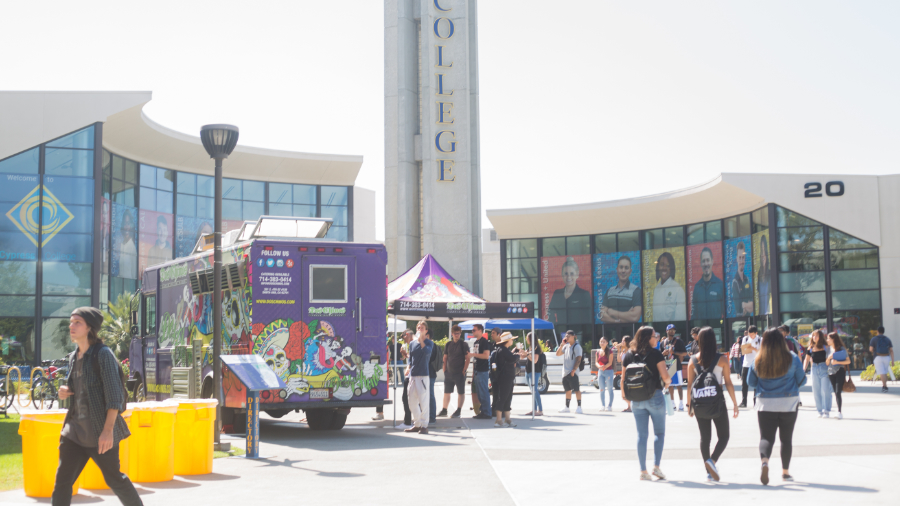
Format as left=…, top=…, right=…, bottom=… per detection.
left=531, top=317, right=535, bottom=421
left=392, top=311, right=398, bottom=429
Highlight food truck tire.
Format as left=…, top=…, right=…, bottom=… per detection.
left=305, top=408, right=349, bottom=430
left=132, top=377, right=146, bottom=402
left=264, top=409, right=290, bottom=419
left=201, top=376, right=214, bottom=398
left=330, top=410, right=349, bottom=430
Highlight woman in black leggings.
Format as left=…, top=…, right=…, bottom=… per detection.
left=747, top=328, right=807, bottom=485
left=826, top=332, right=851, bottom=419
left=686, top=327, right=739, bottom=482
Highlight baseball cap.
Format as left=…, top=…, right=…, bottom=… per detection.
left=666, top=324, right=676, bottom=331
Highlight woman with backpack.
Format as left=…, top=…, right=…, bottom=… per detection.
left=596, top=337, right=615, bottom=411
left=53, top=307, right=142, bottom=506
left=826, top=332, right=851, bottom=420
left=747, top=327, right=807, bottom=485
left=686, top=327, right=739, bottom=482
left=621, top=326, right=671, bottom=481
left=803, top=329, right=833, bottom=418
left=618, top=336, right=633, bottom=412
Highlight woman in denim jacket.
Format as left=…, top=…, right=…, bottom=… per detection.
left=747, top=328, right=807, bottom=486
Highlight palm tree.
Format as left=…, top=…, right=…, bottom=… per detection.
left=101, top=292, right=139, bottom=360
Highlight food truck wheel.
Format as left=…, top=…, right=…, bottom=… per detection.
left=538, top=373, right=550, bottom=394
left=330, top=410, right=348, bottom=430
left=132, top=378, right=146, bottom=402
left=613, top=375, right=621, bottom=390
left=305, top=408, right=335, bottom=430
left=264, top=409, right=290, bottom=419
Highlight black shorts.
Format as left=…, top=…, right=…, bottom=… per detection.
left=562, top=374, right=580, bottom=392
left=444, top=373, right=466, bottom=394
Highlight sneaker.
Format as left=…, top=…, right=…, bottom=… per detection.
left=623, top=407, right=632, bottom=413
left=652, top=467, right=666, bottom=480
left=836, top=412, right=843, bottom=420
left=535, top=411, right=543, bottom=416
left=494, top=422, right=503, bottom=428
left=396, top=423, right=413, bottom=430
left=575, top=406, right=583, bottom=414
left=738, top=402, right=747, bottom=408
left=706, top=473, right=714, bottom=482
left=504, top=421, right=517, bottom=428
left=760, top=462, right=769, bottom=486
left=782, top=474, right=794, bottom=482
left=705, top=459, right=720, bottom=482
left=473, top=413, right=492, bottom=420
left=404, top=426, right=421, bottom=433
left=371, top=413, right=384, bottom=420
left=817, top=412, right=824, bottom=418
left=640, top=472, right=653, bottom=481
left=437, top=408, right=448, bottom=417
left=883, top=386, right=889, bottom=393
left=559, top=407, right=571, bottom=413
left=451, top=408, right=461, bottom=418
left=419, top=428, right=429, bottom=435
left=822, top=412, right=829, bottom=419
left=678, top=402, right=684, bottom=411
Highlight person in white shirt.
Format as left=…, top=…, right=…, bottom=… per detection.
left=651, top=252, right=686, bottom=321
left=739, top=326, right=761, bottom=408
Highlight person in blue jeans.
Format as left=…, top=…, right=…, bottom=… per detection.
left=521, top=333, right=545, bottom=416
left=596, top=337, right=615, bottom=411
left=426, top=329, right=441, bottom=423
left=468, top=324, right=493, bottom=419
left=621, top=326, right=672, bottom=481
left=803, top=329, right=833, bottom=418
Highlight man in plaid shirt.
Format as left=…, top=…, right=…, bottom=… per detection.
left=52, top=307, right=142, bottom=506
left=730, top=340, right=742, bottom=378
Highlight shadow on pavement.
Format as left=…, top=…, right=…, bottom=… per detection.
left=663, top=479, right=878, bottom=493
left=176, top=472, right=240, bottom=481
left=254, top=458, right=365, bottom=478
left=135, top=478, right=201, bottom=490
left=259, top=422, right=464, bottom=451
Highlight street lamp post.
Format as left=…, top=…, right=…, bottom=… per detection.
left=200, top=124, right=239, bottom=449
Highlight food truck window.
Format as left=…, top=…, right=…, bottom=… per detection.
left=144, top=294, right=156, bottom=336
left=310, top=265, right=347, bottom=303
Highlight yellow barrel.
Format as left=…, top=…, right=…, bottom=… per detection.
left=78, top=410, right=132, bottom=489
left=126, top=402, right=178, bottom=482
left=18, top=411, right=79, bottom=498
left=173, top=399, right=218, bottom=475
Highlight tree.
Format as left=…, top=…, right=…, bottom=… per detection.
left=100, top=292, right=139, bottom=360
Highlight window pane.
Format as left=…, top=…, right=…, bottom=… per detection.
left=223, top=199, right=242, bottom=220
left=196, top=175, right=214, bottom=197
left=566, top=236, right=590, bottom=255
left=0, top=296, right=35, bottom=317
left=222, top=179, right=242, bottom=200
left=777, top=227, right=824, bottom=252
left=0, top=261, right=37, bottom=294
left=507, top=239, right=537, bottom=258
left=293, top=184, right=316, bottom=205
left=243, top=201, right=264, bottom=221
left=177, top=173, right=196, bottom=195
left=47, top=127, right=94, bottom=149
left=139, top=164, right=156, bottom=188
left=177, top=194, right=196, bottom=217
left=52, top=204, right=93, bottom=234
left=686, top=224, right=704, bottom=246
left=705, top=221, right=722, bottom=242
left=269, top=183, right=292, bottom=203
left=777, top=207, right=820, bottom=227
left=723, top=217, right=738, bottom=240
left=829, top=229, right=874, bottom=250
left=595, top=234, right=616, bottom=254
left=43, top=175, right=94, bottom=205
left=45, top=148, right=93, bottom=177
left=140, top=187, right=156, bottom=210
left=832, top=290, right=880, bottom=311
left=42, top=262, right=92, bottom=296
left=0, top=317, right=35, bottom=363
left=831, top=270, right=879, bottom=291
left=780, top=292, right=826, bottom=312
left=321, top=186, right=348, bottom=206
left=507, top=258, right=538, bottom=278
left=42, top=296, right=91, bottom=317
left=112, top=155, right=124, bottom=180
left=737, top=214, right=751, bottom=237
left=0, top=231, right=38, bottom=262
left=243, top=181, right=265, bottom=202
left=779, top=252, right=825, bottom=272
left=0, top=148, right=39, bottom=174
left=124, top=160, right=137, bottom=184
left=643, top=229, right=663, bottom=250
left=321, top=206, right=347, bottom=227
left=832, top=309, right=882, bottom=370
left=196, top=196, right=213, bottom=219
left=325, top=226, right=348, bottom=241
left=292, top=204, right=316, bottom=218
left=41, top=317, right=77, bottom=360
left=542, top=238, right=565, bottom=257
left=664, top=227, right=684, bottom=247
left=157, top=168, right=174, bottom=191
left=618, top=232, right=640, bottom=252
left=270, top=203, right=291, bottom=216
left=779, top=272, right=825, bottom=292
left=831, top=249, right=878, bottom=270
left=42, top=233, right=92, bottom=263
left=157, top=190, right=173, bottom=214
left=752, top=207, right=769, bottom=232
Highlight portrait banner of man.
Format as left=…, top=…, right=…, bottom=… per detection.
left=753, top=229, right=772, bottom=315
left=541, top=254, right=592, bottom=326
left=111, top=202, right=138, bottom=279
left=687, top=242, right=724, bottom=320
left=642, top=247, right=686, bottom=322
left=139, top=209, right=174, bottom=274
left=725, top=236, right=754, bottom=318
left=594, top=251, right=642, bottom=324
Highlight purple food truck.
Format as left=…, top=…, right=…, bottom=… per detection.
left=128, top=217, right=388, bottom=430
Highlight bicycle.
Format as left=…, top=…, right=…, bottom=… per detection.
left=3, top=364, right=32, bottom=408
left=31, top=358, right=68, bottom=410
left=0, top=365, right=14, bottom=411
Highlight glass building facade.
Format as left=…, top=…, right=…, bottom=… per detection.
left=501, top=204, right=882, bottom=369
left=1, top=124, right=354, bottom=364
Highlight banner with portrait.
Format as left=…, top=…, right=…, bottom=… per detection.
left=541, top=254, right=592, bottom=326
left=110, top=202, right=138, bottom=279
left=642, top=247, right=686, bottom=322
left=174, top=216, right=213, bottom=259
left=753, top=229, right=772, bottom=315
left=724, top=236, right=754, bottom=318
left=593, top=251, right=642, bottom=324
left=139, top=209, right=174, bottom=275
left=687, top=242, right=724, bottom=320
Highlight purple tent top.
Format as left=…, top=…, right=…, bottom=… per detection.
left=388, top=254, right=485, bottom=304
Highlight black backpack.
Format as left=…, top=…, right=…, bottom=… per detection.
left=690, top=354, right=726, bottom=419
left=91, top=345, right=129, bottom=412
left=623, top=352, right=657, bottom=402
left=568, top=344, right=586, bottom=372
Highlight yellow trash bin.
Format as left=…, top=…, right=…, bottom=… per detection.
left=18, top=410, right=79, bottom=498
left=173, top=399, right=218, bottom=475
left=78, top=409, right=132, bottom=489
left=126, top=402, right=178, bottom=482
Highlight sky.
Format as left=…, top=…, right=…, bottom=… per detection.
left=2, top=1, right=899, bottom=241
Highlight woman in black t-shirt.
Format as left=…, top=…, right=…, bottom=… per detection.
left=621, top=326, right=671, bottom=481
left=521, top=333, right=546, bottom=416
left=491, top=333, right=520, bottom=427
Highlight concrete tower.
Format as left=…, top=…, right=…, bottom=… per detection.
left=384, top=0, right=482, bottom=294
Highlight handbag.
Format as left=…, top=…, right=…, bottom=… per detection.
left=843, top=371, right=856, bottom=393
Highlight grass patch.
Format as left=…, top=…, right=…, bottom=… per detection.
left=0, top=414, right=23, bottom=492
left=213, top=446, right=245, bottom=459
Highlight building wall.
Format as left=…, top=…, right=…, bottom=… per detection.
left=352, top=186, right=377, bottom=243
left=481, top=228, right=500, bottom=302
left=877, top=175, right=900, bottom=339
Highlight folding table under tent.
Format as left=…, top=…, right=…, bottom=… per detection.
left=386, top=254, right=536, bottom=424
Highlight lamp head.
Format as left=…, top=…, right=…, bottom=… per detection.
left=200, top=124, right=239, bottom=159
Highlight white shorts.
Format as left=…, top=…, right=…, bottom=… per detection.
left=874, top=355, right=895, bottom=379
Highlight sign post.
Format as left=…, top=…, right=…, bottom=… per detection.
left=246, top=390, right=260, bottom=459
left=220, top=355, right=286, bottom=460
